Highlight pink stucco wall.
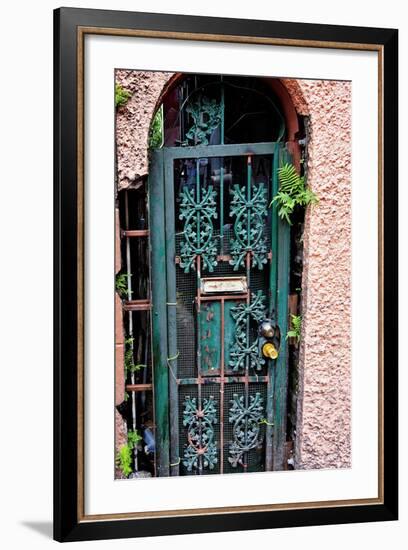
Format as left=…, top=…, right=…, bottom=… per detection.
left=287, top=79, right=352, bottom=469
left=115, top=70, right=351, bottom=470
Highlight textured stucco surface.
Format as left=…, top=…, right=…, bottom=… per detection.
left=292, top=79, right=352, bottom=469
left=115, top=72, right=351, bottom=470
left=115, top=70, right=173, bottom=189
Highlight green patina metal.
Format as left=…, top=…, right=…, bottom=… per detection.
left=149, top=150, right=170, bottom=477
left=182, top=94, right=222, bottom=146
left=200, top=301, right=221, bottom=374
left=229, top=174, right=269, bottom=271
left=228, top=392, right=264, bottom=468
left=272, top=147, right=291, bottom=470
left=150, top=140, right=292, bottom=475
left=265, top=143, right=281, bottom=471
left=178, top=182, right=218, bottom=273
left=182, top=395, right=218, bottom=472
left=228, top=291, right=267, bottom=372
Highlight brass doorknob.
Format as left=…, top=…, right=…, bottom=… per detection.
left=259, top=320, right=275, bottom=338
left=262, top=342, right=278, bottom=360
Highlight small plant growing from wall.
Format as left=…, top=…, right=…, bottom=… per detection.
left=271, top=163, right=318, bottom=224
left=116, top=429, right=142, bottom=477
left=286, top=314, right=302, bottom=343
left=115, top=272, right=131, bottom=299
left=124, top=337, right=146, bottom=375
left=115, top=83, right=131, bottom=108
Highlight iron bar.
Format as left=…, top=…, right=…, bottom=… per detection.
left=273, top=146, right=291, bottom=470
left=265, top=146, right=280, bottom=471
left=124, top=191, right=138, bottom=472
left=123, top=300, right=151, bottom=311
left=177, top=376, right=268, bottom=385
left=220, top=297, right=225, bottom=474
left=164, top=155, right=180, bottom=476
left=164, top=142, right=276, bottom=161
left=150, top=149, right=170, bottom=477
left=220, top=78, right=225, bottom=256
left=269, top=145, right=280, bottom=317
left=195, top=293, right=248, bottom=302
left=121, top=229, right=149, bottom=238
left=126, top=384, right=153, bottom=392
left=196, top=253, right=203, bottom=474
left=220, top=165, right=224, bottom=255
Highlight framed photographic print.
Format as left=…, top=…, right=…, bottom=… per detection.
left=53, top=7, right=398, bottom=542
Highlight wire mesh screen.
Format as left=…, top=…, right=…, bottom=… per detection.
left=223, top=383, right=267, bottom=474
left=172, top=153, right=273, bottom=475
left=175, top=264, right=196, bottom=379
left=178, top=384, right=221, bottom=476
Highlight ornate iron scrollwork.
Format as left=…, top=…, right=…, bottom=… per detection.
left=228, top=392, right=264, bottom=468
left=182, top=395, right=218, bottom=472
left=179, top=184, right=218, bottom=273
left=183, top=95, right=222, bottom=146
left=229, top=291, right=266, bottom=372
left=229, top=182, right=268, bottom=270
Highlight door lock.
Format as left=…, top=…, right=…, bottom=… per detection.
left=262, top=342, right=279, bottom=360
left=259, top=319, right=281, bottom=360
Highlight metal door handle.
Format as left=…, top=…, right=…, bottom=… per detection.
left=262, top=342, right=279, bottom=360
left=259, top=319, right=281, bottom=360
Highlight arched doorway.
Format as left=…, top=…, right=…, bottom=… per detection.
left=149, top=74, right=298, bottom=477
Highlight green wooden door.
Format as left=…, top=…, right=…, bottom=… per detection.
left=150, top=142, right=291, bottom=477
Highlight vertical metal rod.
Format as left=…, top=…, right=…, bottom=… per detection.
left=196, top=153, right=203, bottom=475
left=220, top=77, right=225, bottom=255
left=266, top=146, right=280, bottom=470
left=269, top=145, right=280, bottom=318
left=220, top=75, right=225, bottom=146
left=150, top=150, right=170, bottom=477
left=243, top=155, right=252, bottom=472
left=220, top=297, right=225, bottom=474
left=220, top=165, right=224, bottom=255
left=196, top=159, right=201, bottom=246
left=196, top=254, right=203, bottom=474
left=164, top=156, right=180, bottom=476
left=273, top=146, right=291, bottom=470
left=244, top=251, right=251, bottom=472
left=246, top=156, right=252, bottom=247
left=124, top=191, right=138, bottom=471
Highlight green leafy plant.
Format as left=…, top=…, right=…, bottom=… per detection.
left=116, top=444, right=133, bottom=477
left=115, top=83, right=131, bottom=108
left=149, top=105, right=163, bottom=148
left=286, top=314, right=302, bottom=343
left=271, top=163, right=318, bottom=224
left=124, top=337, right=146, bottom=375
left=115, top=272, right=131, bottom=299
left=116, top=430, right=142, bottom=477
left=127, top=429, right=142, bottom=449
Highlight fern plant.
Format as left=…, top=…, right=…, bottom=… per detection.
left=116, top=429, right=142, bottom=477
left=286, top=314, right=302, bottom=343
left=271, top=163, right=318, bottom=224
left=124, top=337, right=146, bottom=375
left=115, top=83, right=131, bottom=108
left=115, top=272, right=131, bottom=299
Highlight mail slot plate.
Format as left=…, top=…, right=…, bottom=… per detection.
left=200, top=276, right=248, bottom=295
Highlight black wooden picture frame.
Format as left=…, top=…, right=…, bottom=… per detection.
left=54, top=7, right=398, bottom=542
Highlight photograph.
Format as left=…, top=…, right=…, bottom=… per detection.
left=52, top=7, right=398, bottom=541
left=113, top=70, right=352, bottom=479
left=0, top=1, right=402, bottom=547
